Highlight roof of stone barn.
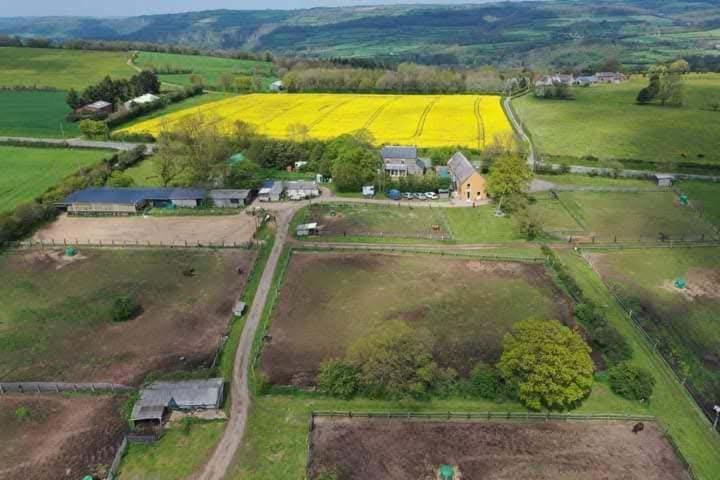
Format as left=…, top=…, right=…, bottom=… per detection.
left=447, top=152, right=478, bottom=184
left=381, top=146, right=418, bottom=160
left=130, top=379, right=224, bottom=423
left=62, top=187, right=206, bottom=205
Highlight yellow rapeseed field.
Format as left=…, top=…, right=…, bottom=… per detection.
left=121, top=94, right=513, bottom=149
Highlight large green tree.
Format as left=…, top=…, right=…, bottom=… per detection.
left=325, top=133, right=380, bottom=192
left=498, top=319, right=594, bottom=410
left=486, top=154, right=532, bottom=211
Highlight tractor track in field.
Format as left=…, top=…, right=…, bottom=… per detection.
left=474, top=96, right=486, bottom=150
left=413, top=97, right=439, bottom=139
left=362, top=96, right=400, bottom=130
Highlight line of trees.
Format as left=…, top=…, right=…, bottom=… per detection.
left=281, top=62, right=525, bottom=94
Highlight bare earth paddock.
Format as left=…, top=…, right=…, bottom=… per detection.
left=33, top=213, right=257, bottom=246
left=0, top=395, right=125, bottom=480
left=309, top=418, right=690, bottom=480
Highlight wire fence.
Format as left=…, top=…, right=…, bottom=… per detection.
left=0, top=382, right=134, bottom=394
left=314, top=230, right=452, bottom=241
left=6, top=238, right=259, bottom=250
left=106, top=437, right=128, bottom=480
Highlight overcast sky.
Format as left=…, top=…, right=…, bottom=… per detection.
left=2, top=0, right=482, bottom=17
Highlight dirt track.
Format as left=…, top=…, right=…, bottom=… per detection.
left=310, top=419, right=690, bottom=480
left=34, top=213, right=256, bottom=246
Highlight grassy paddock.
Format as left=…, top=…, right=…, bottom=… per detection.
left=0, top=145, right=108, bottom=213
left=587, top=247, right=720, bottom=420
left=0, top=47, right=132, bottom=90
left=0, top=91, right=78, bottom=138
left=134, top=51, right=275, bottom=90
left=260, top=251, right=575, bottom=386
left=0, top=248, right=254, bottom=383
left=292, top=203, right=524, bottom=244
left=532, top=190, right=717, bottom=241
left=514, top=74, right=720, bottom=167
left=118, top=420, right=226, bottom=479
left=558, top=250, right=720, bottom=479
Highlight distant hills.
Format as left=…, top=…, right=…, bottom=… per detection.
left=2, top=1, right=720, bottom=68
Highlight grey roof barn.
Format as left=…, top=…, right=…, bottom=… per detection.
left=130, top=378, right=224, bottom=425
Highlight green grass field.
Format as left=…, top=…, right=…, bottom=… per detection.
left=514, top=74, right=720, bottom=168
left=0, top=91, right=79, bottom=138
left=677, top=181, right=720, bottom=228
left=558, top=250, right=720, bottom=479
left=532, top=190, right=717, bottom=241
left=588, top=247, right=720, bottom=422
left=0, top=146, right=107, bottom=213
left=293, top=203, right=524, bottom=244
left=133, top=51, right=275, bottom=91
left=118, top=420, right=226, bottom=479
left=0, top=47, right=133, bottom=90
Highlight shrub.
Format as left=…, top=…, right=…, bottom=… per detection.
left=591, top=325, right=632, bottom=365
left=317, top=360, right=360, bottom=399
left=608, top=363, right=656, bottom=401
left=14, top=406, right=30, bottom=421
left=470, top=364, right=500, bottom=399
left=111, top=295, right=141, bottom=322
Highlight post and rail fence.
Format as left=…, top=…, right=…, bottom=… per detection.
left=0, top=382, right=135, bottom=395
left=5, top=238, right=259, bottom=250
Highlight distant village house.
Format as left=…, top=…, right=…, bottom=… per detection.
left=123, top=93, right=160, bottom=110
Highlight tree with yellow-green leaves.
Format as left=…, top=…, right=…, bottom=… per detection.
left=498, top=319, right=594, bottom=410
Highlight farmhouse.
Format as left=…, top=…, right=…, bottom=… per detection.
left=535, top=74, right=574, bottom=87
left=60, top=187, right=206, bottom=215
left=75, top=100, right=113, bottom=115
left=381, top=146, right=428, bottom=177
left=258, top=181, right=284, bottom=202
left=123, top=93, right=160, bottom=110
left=130, top=378, right=224, bottom=428
left=574, top=75, right=598, bottom=86
left=285, top=181, right=319, bottom=200
left=447, top=152, right=487, bottom=202
left=596, top=72, right=627, bottom=84
left=209, top=189, right=254, bottom=207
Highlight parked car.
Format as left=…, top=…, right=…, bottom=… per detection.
left=414, top=192, right=426, bottom=201
left=425, top=192, right=438, bottom=200
left=403, top=192, right=414, bottom=200
left=386, top=189, right=402, bottom=201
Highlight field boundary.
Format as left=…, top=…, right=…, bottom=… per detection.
left=7, top=238, right=259, bottom=250
left=290, top=244, right=545, bottom=263
left=0, top=382, right=134, bottom=394
left=311, top=410, right=655, bottom=422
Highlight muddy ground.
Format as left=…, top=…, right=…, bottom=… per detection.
left=262, top=252, right=575, bottom=386
left=0, top=395, right=126, bottom=480
left=1, top=249, right=255, bottom=384
left=309, top=419, right=689, bottom=480
left=34, top=213, right=257, bottom=247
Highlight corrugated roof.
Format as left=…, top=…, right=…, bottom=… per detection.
left=447, top=152, right=477, bottom=184
left=381, top=146, right=417, bottom=160
left=285, top=181, right=318, bottom=191
left=209, top=189, right=251, bottom=200
left=131, top=379, right=224, bottom=422
left=63, top=188, right=206, bottom=205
